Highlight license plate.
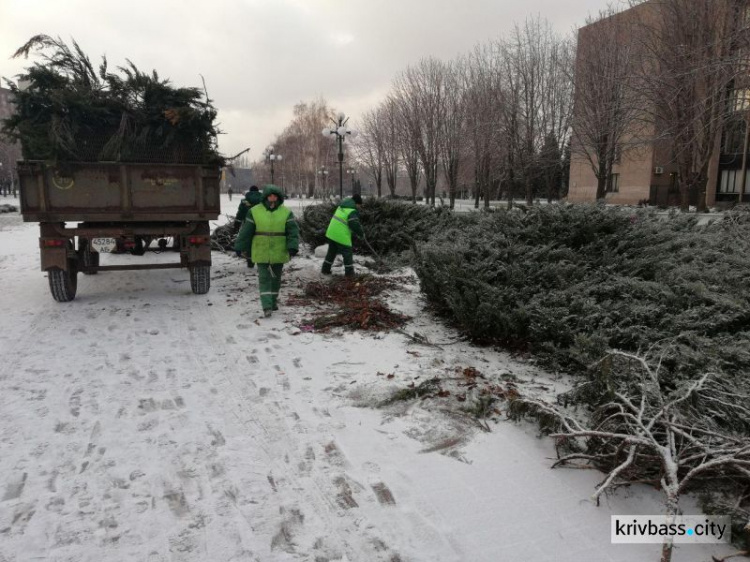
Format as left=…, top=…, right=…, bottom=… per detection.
left=91, top=237, right=116, bottom=253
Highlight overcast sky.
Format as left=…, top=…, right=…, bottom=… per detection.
left=1, top=0, right=607, bottom=161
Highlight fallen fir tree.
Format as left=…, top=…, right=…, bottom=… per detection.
left=414, top=204, right=750, bottom=382
left=2, top=35, right=224, bottom=165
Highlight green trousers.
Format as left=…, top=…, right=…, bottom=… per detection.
left=257, top=263, right=284, bottom=311
left=322, top=239, right=354, bottom=276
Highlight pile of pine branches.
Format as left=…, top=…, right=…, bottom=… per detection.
left=300, top=276, right=409, bottom=332
left=2, top=35, right=224, bottom=165
left=414, top=205, right=750, bottom=382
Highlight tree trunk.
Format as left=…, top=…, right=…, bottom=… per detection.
left=525, top=176, right=534, bottom=207
left=596, top=174, right=607, bottom=201
left=660, top=495, right=679, bottom=562
left=680, top=184, right=690, bottom=212
left=696, top=171, right=708, bottom=213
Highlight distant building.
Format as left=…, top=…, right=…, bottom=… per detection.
left=221, top=167, right=254, bottom=194
left=568, top=1, right=747, bottom=208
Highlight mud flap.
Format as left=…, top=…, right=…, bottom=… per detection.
left=186, top=243, right=211, bottom=267
left=40, top=245, right=70, bottom=271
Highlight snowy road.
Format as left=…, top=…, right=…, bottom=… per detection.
left=0, top=195, right=732, bottom=562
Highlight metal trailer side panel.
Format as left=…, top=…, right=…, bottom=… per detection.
left=17, top=161, right=221, bottom=222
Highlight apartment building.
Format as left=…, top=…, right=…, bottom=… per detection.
left=568, top=1, right=747, bottom=208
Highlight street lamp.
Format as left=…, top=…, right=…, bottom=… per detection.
left=264, top=146, right=282, bottom=184
left=317, top=165, right=329, bottom=198
left=322, top=112, right=357, bottom=199
left=346, top=167, right=357, bottom=196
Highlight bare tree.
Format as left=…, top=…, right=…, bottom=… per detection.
left=439, top=60, right=465, bottom=209
left=389, top=93, right=423, bottom=202
left=516, top=350, right=750, bottom=562
left=255, top=98, right=334, bottom=197
left=356, top=107, right=385, bottom=198
left=539, top=35, right=575, bottom=202
left=380, top=99, right=401, bottom=199
left=392, top=58, right=445, bottom=206
left=570, top=8, right=643, bottom=201
left=500, top=17, right=565, bottom=206
left=460, top=43, right=514, bottom=209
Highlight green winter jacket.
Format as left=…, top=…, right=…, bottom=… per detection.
left=234, top=185, right=299, bottom=263
left=325, top=198, right=364, bottom=247
left=234, top=189, right=263, bottom=225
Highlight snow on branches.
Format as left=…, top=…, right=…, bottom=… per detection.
left=513, top=349, right=750, bottom=562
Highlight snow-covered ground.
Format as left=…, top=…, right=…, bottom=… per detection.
left=0, top=193, right=733, bottom=562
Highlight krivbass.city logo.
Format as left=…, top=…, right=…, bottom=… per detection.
left=611, top=516, right=731, bottom=544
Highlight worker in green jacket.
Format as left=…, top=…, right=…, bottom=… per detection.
left=233, top=185, right=263, bottom=268
left=234, top=185, right=299, bottom=317
left=233, top=186, right=263, bottom=232
left=321, top=194, right=364, bottom=277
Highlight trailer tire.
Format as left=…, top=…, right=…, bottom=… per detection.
left=190, top=265, right=211, bottom=295
left=132, top=237, right=146, bottom=256
left=80, top=239, right=99, bottom=274
left=48, top=264, right=78, bottom=302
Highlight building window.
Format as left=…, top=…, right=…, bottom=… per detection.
left=607, top=173, right=620, bottom=193
left=613, top=145, right=622, bottom=165
left=719, top=169, right=750, bottom=194
left=731, top=88, right=750, bottom=113
left=722, top=118, right=746, bottom=154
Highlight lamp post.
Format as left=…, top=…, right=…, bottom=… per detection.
left=317, top=166, right=329, bottom=198
left=346, top=167, right=357, bottom=196
left=264, top=146, right=282, bottom=184
left=322, top=112, right=357, bottom=199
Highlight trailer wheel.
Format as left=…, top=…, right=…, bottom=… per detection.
left=190, top=265, right=211, bottom=295
left=48, top=263, right=78, bottom=302
left=80, top=239, right=99, bottom=274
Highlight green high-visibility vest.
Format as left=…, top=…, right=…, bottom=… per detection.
left=326, top=207, right=356, bottom=247
left=251, top=205, right=292, bottom=264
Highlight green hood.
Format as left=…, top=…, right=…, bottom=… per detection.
left=245, top=190, right=263, bottom=205
left=262, top=184, right=285, bottom=209
left=339, top=197, right=358, bottom=210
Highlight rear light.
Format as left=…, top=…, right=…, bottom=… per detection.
left=42, top=239, right=66, bottom=247
left=123, top=241, right=136, bottom=249
left=188, top=236, right=209, bottom=245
